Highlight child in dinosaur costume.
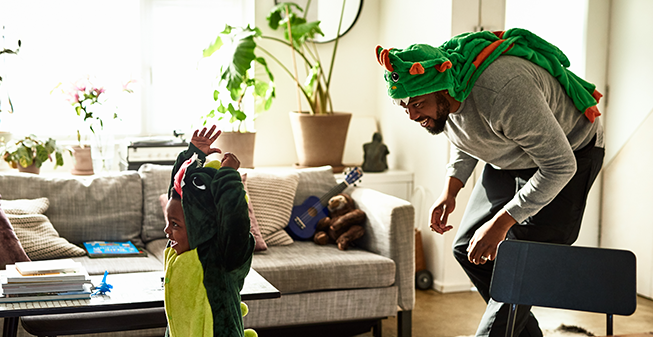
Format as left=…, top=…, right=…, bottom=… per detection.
left=163, top=125, right=256, bottom=337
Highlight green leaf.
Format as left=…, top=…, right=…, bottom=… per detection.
left=213, top=90, right=219, bottom=101
left=203, top=34, right=224, bottom=58
left=218, top=27, right=258, bottom=99
left=291, top=21, right=324, bottom=46
left=35, top=145, right=49, bottom=166
left=16, top=146, right=31, bottom=168
left=55, top=151, right=64, bottom=168
left=217, top=103, right=227, bottom=114
left=267, top=2, right=304, bottom=30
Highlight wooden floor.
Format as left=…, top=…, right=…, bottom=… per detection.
left=356, top=289, right=653, bottom=337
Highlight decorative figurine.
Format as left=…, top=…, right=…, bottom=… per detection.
left=362, top=132, right=389, bottom=172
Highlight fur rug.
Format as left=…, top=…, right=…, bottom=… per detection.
left=458, top=324, right=595, bottom=337
left=544, top=324, right=595, bottom=337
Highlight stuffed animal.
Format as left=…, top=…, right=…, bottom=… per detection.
left=313, top=193, right=366, bottom=250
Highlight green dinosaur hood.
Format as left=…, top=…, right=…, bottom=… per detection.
left=375, top=28, right=602, bottom=122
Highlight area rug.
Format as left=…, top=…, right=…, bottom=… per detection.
left=543, top=324, right=595, bottom=337
left=457, top=324, right=595, bottom=337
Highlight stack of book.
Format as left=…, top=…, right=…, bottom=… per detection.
left=0, top=259, right=92, bottom=303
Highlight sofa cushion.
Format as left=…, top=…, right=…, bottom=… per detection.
left=3, top=198, right=87, bottom=260
left=138, top=164, right=173, bottom=243
left=292, top=166, right=338, bottom=206
left=0, top=172, right=144, bottom=247
left=251, top=241, right=396, bottom=294
left=242, top=169, right=299, bottom=247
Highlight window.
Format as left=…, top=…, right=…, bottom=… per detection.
left=0, top=0, right=244, bottom=140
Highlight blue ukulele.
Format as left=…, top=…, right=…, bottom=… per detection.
left=286, top=167, right=363, bottom=240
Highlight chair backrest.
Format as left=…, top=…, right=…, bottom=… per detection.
left=490, top=239, right=637, bottom=316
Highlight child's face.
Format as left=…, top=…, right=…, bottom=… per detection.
left=164, top=198, right=190, bottom=255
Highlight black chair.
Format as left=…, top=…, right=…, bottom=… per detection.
left=490, top=239, right=637, bottom=337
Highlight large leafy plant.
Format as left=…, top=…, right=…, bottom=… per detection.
left=1, top=135, right=64, bottom=170
left=203, top=1, right=346, bottom=120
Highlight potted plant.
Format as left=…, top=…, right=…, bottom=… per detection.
left=201, top=25, right=276, bottom=168
left=1, top=135, right=64, bottom=174
left=54, top=76, right=135, bottom=174
left=203, top=1, right=352, bottom=170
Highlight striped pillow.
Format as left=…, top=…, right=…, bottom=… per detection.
left=242, top=170, right=299, bottom=247
left=3, top=198, right=86, bottom=260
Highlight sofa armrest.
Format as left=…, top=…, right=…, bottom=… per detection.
left=348, top=186, right=415, bottom=311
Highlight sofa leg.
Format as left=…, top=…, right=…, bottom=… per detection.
left=397, top=310, right=411, bottom=337
left=373, top=319, right=382, bottom=337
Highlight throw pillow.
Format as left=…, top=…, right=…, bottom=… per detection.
left=293, top=166, right=339, bottom=206
left=241, top=173, right=267, bottom=252
left=241, top=169, right=299, bottom=246
left=3, top=198, right=87, bottom=260
left=0, top=196, right=30, bottom=269
left=157, top=172, right=268, bottom=252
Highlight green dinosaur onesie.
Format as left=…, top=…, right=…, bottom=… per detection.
left=375, top=28, right=602, bottom=122
left=164, top=143, right=255, bottom=337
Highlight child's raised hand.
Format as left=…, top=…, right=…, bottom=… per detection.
left=221, top=152, right=240, bottom=170
left=191, top=125, right=222, bottom=156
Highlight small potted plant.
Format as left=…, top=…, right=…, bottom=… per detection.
left=203, top=1, right=353, bottom=170
left=1, top=135, right=64, bottom=174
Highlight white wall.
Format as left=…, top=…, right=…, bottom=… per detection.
left=603, top=0, right=653, bottom=165
left=600, top=0, right=653, bottom=298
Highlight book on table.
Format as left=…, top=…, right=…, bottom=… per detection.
left=83, top=241, right=146, bottom=258
left=4, top=263, right=88, bottom=283
left=0, top=283, right=92, bottom=303
left=0, top=261, right=92, bottom=303
left=14, top=258, right=79, bottom=275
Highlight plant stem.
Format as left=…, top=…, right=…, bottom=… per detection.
left=285, top=5, right=303, bottom=114
left=260, top=36, right=314, bottom=68
left=257, top=45, right=314, bottom=112
left=325, top=0, right=347, bottom=114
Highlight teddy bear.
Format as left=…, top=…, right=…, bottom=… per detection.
left=313, top=193, right=366, bottom=250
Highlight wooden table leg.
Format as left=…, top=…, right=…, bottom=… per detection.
left=2, top=317, right=19, bottom=337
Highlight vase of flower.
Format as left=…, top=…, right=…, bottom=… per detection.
left=54, top=76, right=134, bottom=173
left=91, top=131, right=114, bottom=173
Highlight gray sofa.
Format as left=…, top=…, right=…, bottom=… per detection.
left=0, top=164, right=414, bottom=336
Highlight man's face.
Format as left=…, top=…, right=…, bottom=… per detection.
left=164, top=198, right=190, bottom=255
left=400, top=91, right=451, bottom=135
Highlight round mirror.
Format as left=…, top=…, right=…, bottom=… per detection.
left=275, top=0, right=363, bottom=43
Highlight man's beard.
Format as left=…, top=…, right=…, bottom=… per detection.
left=425, top=93, right=451, bottom=135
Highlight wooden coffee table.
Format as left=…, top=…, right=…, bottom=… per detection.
left=1, top=269, right=279, bottom=337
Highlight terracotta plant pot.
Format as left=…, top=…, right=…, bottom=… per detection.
left=17, top=163, right=40, bottom=175
left=70, top=145, right=94, bottom=176
left=212, top=131, right=256, bottom=169
left=289, top=112, right=352, bottom=172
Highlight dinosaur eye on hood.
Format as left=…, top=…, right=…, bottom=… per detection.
left=192, top=176, right=206, bottom=190
left=385, top=72, right=400, bottom=83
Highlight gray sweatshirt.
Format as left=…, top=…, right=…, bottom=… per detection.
left=443, top=56, right=603, bottom=224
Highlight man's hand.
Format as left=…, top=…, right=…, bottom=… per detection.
left=429, top=176, right=464, bottom=234
left=429, top=196, right=454, bottom=234
left=467, top=210, right=515, bottom=265
left=191, top=125, right=222, bottom=156
left=221, top=152, right=240, bottom=170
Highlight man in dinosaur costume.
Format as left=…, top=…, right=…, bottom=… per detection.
left=163, top=125, right=256, bottom=337
left=376, top=28, right=605, bottom=337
